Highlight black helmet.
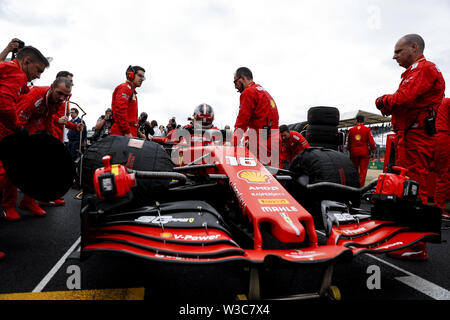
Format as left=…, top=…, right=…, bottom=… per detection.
left=193, top=103, right=214, bottom=129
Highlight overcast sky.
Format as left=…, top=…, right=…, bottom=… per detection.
left=1, top=0, right=449, bottom=130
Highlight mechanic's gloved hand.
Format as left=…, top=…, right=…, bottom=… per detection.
left=13, top=126, right=29, bottom=138
left=375, top=96, right=385, bottom=110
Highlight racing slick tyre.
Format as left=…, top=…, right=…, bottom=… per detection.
left=307, top=106, right=340, bottom=126
left=81, top=135, right=174, bottom=206
left=287, top=121, right=309, bottom=137
left=288, top=147, right=360, bottom=228
left=305, top=124, right=339, bottom=145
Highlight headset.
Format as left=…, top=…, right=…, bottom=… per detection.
left=126, top=65, right=135, bottom=81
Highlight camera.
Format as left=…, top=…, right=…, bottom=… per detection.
left=13, top=39, right=25, bottom=53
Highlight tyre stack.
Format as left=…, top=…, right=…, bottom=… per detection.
left=305, top=106, right=340, bottom=150
left=287, top=121, right=309, bottom=138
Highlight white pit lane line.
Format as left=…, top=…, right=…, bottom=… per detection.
left=32, top=236, right=81, bottom=293
left=316, top=230, right=450, bottom=300
left=366, top=253, right=450, bottom=300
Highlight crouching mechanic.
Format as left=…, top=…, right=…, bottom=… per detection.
left=279, top=124, right=310, bottom=168
left=1, top=77, right=75, bottom=220
left=375, top=34, right=445, bottom=260
left=110, top=65, right=145, bottom=137
left=0, top=46, right=48, bottom=260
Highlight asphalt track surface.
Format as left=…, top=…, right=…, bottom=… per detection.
left=1, top=187, right=450, bottom=313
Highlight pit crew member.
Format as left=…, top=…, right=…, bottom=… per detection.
left=110, top=65, right=145, bottom=137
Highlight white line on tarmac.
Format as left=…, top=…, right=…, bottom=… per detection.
left=366, top=253, right=450, bottom=300
left=317, top=230, right=450, bottom=300
left=32, top=237, right=81, bottom=293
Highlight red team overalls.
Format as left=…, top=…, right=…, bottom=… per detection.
left=434, top=98, right=450, bottom=211
left=110, top=81, right=138, bottom=137
left=379, top=56, right=445, bottom=204
left=347, top=122, right=376, bottom=187
left=280, top=131, right=310, bottom=167
left=233, top=82, right=279, bottom=166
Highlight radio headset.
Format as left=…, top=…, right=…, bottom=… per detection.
left=127, top=65, right=135, bottom=81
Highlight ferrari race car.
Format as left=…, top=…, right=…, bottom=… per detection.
left=78, top=129, right=441, bottom=300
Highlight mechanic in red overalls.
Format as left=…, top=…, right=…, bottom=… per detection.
left=232, top=67, right=279, bottom=166
left=38, top=71, right=77, bottom=207
left=346, top=115, right=376, bottom=187
left=279, top=124, right=310, bottom=168
left=1, top=77, right=75, bottom=221
left=433, top=98, right=450, bottom=218
left=110, top=65, right=146, bottom=138
left=50, top=71, right=77, bottom=142
left=376, top=34, right=445, bottom=260
left=0, top=46, right=48, bottom=259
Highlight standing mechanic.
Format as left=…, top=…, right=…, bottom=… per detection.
left=346, top=115, right=376, bottom=187
left=110, top=65, right=146, bottom=137
left=1, top=77, right=76, bottom=221
left=433, top=98, right=450, bottom=218
left=279, top=124, right=310, bottom=168
left=375, top=34, right=445, bottom=260
left=233, top=67, right=279, bottom=165
left=0, top=45, right=48, bottom=259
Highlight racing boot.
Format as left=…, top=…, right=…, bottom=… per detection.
left=2, top=207, right=21, bottom=221
left=386, top=241, right=428, bottom=261
left=1, top=182, right=20, bottom=220
left=19, top=195, right=46, bottom=216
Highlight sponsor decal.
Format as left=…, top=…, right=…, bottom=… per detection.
left=160, top=232, right=172, bottom=238
left=128, top=139, right=144, bottom=149
left=174, top=234, right=221, bottom=241
left=336, top=227, right=367, bottom=235
left=261, top=206, right=298, bottom=213
left=249, top=186, right=279, bottom=191
left=257, top=199, right=290, bottom=205
left=355, top=134, right=361, bottom=141
left=135, top=216, right=195, bottom=224
left=251, top=192, right=285, bottom=197
left=285, top=250, right=325, bottom=260
left=238, top=170, right=270, bottom=184
left=374, top=241, right=403, bottom=250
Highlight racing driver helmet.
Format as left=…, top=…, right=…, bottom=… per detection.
left=193, top=103, right=214, bottom=129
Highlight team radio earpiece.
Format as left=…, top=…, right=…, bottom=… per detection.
left=127, top=65, right=135, bottom=81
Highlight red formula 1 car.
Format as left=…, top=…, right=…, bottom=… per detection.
left=79, top=131, right=441, bottom=300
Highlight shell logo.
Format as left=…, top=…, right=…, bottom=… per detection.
left=160, top=232, right=172, bottom=238
left=238, top=170, right=270, bottom=184
left=355, top=134, right=361, bottom=141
